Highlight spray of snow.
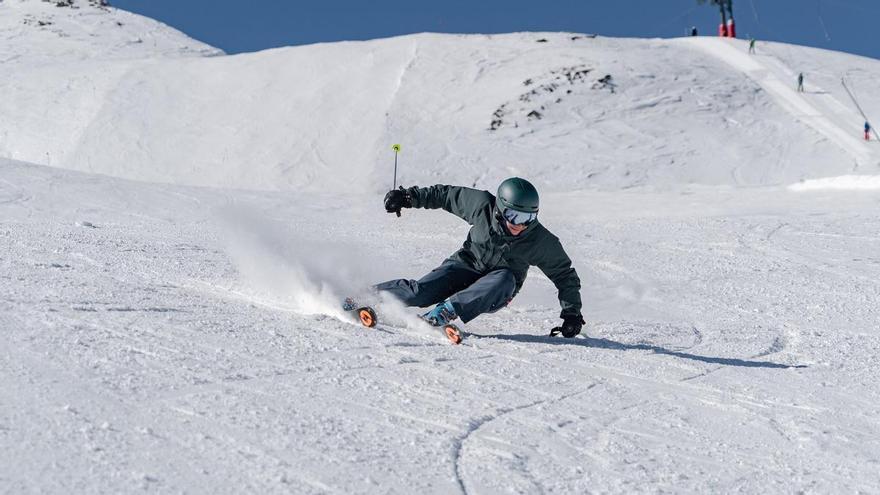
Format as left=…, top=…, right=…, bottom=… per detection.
left=215, top=204, right=378, bottom=318
left=212, top=203, right=432, bottom=329
left=788, top=175, right=880, bottom=191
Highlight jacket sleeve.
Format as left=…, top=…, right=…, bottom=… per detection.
left=535, top=236, right=583, bottom=319
left=405, top=185, right=492, bottom=224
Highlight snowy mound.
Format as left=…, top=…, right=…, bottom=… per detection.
left=0, top=5, right=878, bottom=193
left=0, top=0, right=222, bottom=65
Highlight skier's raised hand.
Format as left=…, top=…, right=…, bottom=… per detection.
left=384, top=186, right=412, bottom=217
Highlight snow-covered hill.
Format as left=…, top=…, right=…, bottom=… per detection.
left=0, top=0, right=221, bottom=64
left=1, top=1, right=878, bottom=192
left=2, top=1, right=880, bottom=493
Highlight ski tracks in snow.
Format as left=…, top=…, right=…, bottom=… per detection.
left=4, top=162, right=880, bottom=492
left=452, top=386, right=598, bottom=495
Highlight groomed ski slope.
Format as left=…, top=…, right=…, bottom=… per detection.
left=3, top=158, right=880, bottom=493
left=685, top=37, right=874, bottom=168
left=3, top=0, right=880, bottom=492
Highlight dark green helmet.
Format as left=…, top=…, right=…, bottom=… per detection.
left=496, top=177, right=539, bottom=213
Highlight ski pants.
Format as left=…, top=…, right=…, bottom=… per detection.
left=374, top=260, right=516, bottom=323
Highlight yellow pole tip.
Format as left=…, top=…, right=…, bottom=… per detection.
left=392, top=144, right=401, bottom=152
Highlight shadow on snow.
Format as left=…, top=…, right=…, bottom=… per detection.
left=474, top=333, right=807, bottom=369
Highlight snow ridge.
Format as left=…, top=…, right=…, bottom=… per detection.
left=0, top=0, right=223, bottom=65
left=1, top=20, right=879, bottom=191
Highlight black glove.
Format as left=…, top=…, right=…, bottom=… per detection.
left=384, top=186, right=412, bottom=216
left=550, top=314, right=585, bottom=338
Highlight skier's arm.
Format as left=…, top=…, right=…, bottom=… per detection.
left=405, top=185, right=491, bottom=224
left=536, top=237, right=583, bottom=319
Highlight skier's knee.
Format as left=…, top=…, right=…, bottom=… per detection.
left=487, top=270, right=516, bottom=312
left=486, top=295, right=513, bottom=313
left=496, top=269, right=516, bottom=295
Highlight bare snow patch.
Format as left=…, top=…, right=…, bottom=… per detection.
left=788, top=175, right=880, bottom=191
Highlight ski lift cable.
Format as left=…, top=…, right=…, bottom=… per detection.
left=821, top=0, right=877, bottom=15
left=816, top=0, right=832, bottom=42
left=747, top=0, right=771, bottom=39
left=654, top=5, right=699, bottom=34
left=745, top=0, right=784, bottom=42
left=841, top=77, right=880, bottom=141
left=748, top=0, right=760, bottom=25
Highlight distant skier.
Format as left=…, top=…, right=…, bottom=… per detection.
left=749, top=38, right=756, bottom=54
left=691, top=26, right=698, bottom=36
left=866, top=121, right=872, bottom=141
left=797, top=73, right=805, bottom=92
left=378, top=178, right=585, bottom=338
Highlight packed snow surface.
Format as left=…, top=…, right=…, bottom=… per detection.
left=2, top=1, right=880, bottom=493
left=789, top=174, right=880, bottom=191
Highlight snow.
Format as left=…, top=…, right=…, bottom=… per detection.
left=2, top=1, right=880, bottom=492
left=686, top=37, right=874, bottom=167
left=789, top=174, right=880, bottom=191
left=2, top=24, right=878, bottom=192
left=0, top=0, right=222, bottom=65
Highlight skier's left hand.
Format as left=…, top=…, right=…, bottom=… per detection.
left=551, top=314, right=585, bottom=338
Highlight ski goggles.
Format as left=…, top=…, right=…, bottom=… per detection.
left=502, top=208, right=538, bottom=226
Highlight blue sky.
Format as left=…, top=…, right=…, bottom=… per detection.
left=111, top=0, right=878, bottom=60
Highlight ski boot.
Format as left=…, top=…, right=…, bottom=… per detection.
left=421, top=300, right=462, bottom=345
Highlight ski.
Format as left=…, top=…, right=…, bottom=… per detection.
left=342, top=297, right=462, bottom=345
left=439, top=323, right=463, bottom=345
left=343, top=297, right=377, bottom=328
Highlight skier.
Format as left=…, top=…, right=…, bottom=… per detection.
left=690, top=26, right=698, bottom=36
left=797, top=73, right=805, bottom=92
left=748, top=37, right=756, bottom=54
left=378, top=178, right=585, bottom=338
left=866, top=121, right=872, bottom=141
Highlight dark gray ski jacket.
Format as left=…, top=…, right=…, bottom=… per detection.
left=406, top=184, right=582, bottom=319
